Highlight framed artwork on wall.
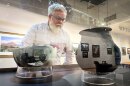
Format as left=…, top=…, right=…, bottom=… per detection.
left=92, top=45, right=100, bottom=57
left=0, top=31, right=24, bottom=57
left=81, top=43, right=89, bottom=51
left=107, top=48, right=112, bottom=55
left=121, top=47, right=126, bottom=55
left=127, top=48, right=130, bottom=54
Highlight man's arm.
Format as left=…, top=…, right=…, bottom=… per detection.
left=64, top=34, right=74, bottom=65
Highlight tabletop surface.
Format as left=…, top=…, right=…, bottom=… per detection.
left=0, top=68, right=82, bottom=86
left=0, top=66, right=130, bottom=86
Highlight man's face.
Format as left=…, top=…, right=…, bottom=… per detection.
left=49, top=10, right=66, bottom=29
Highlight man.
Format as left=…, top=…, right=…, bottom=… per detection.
left=22, top=3, right=73, bottom=65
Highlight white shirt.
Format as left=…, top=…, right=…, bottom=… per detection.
left=22, top=22, right=73, bottom=65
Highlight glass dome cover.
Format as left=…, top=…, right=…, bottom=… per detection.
left=12, top=45, right=56, bottom=79
left=76, top=27, right=120, bottom=85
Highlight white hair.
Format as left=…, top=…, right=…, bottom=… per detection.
left=48, top=3, right=67, bottom=16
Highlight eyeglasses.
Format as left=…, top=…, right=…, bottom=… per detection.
left=51, top=15, right=66, bottom=22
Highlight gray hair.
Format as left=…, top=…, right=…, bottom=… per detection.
left=48, top=3, right=67, bottom=16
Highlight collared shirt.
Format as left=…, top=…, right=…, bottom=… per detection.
left=22, top=22, right=73, bottom=65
